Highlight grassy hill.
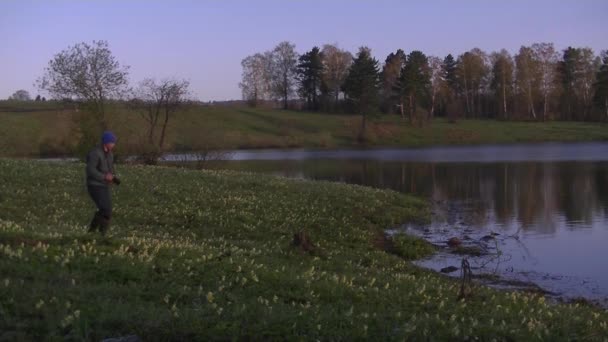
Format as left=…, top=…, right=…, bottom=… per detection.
left=1, top=101, right=608, bottom=157
left=0, top=159, right=607, bottom=340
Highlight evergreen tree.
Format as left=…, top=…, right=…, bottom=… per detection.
left=443, top=54, right=458, bottom=93
left=343, top=47, right=380, bottom=141
left=558, top=47, right=597, bottom=120
left=397, top=51, right=431, bottom=125
left=380, top=49, right=406, bottom=115
left=594, top=50, right=608, bottom=120
left=296, top=47, right=324, bottom=110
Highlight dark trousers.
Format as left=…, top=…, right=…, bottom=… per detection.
left=87, top=185, right=112, bottom=220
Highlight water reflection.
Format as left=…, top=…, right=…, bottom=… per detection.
left=206, top=160, right=608, bottom=235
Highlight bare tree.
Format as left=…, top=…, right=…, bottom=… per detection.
left=131, top=78, right=190, bottom=163
left=321, top=44, right=353, bottom=109
left=239, top=53, right=273, bottom=106
left=271, top=41, right=299, bottom=109
left=36, top=40, right=129, bottom=128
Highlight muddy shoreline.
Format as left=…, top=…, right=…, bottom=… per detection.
left=389, top=201, right=608, bottom=309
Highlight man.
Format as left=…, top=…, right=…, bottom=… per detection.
left=86, top=131, right=118, bottom=235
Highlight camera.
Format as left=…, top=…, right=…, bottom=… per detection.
left=112, top=176, right=121, bottom=185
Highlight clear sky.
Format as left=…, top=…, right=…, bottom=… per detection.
left=1, top=0, right=607, bottom=101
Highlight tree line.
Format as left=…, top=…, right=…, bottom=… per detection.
left=240, top=41, right=608, bottom=127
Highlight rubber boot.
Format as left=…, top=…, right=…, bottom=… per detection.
left=99, top=217, right=111, bottom=236
left=88, top=212, right=102, bottom=233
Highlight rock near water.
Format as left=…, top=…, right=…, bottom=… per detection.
left=447, top=237, right=462, bottom=247
left=441, top=266, right=459, bottom=273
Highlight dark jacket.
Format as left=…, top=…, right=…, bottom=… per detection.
left=86, top=145, right=115, bottom=187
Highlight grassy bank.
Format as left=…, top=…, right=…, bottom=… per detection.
left=1, top=102, right=608, bottom=157
left=1, top=159, right=607, bottom=340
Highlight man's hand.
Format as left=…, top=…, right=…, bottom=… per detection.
left=104, top=173, right=114, bottom=183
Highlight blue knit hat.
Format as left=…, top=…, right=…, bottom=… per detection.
left=101, top=131, right=117, bottom=144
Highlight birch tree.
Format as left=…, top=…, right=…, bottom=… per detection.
left=456, top=49, right=489, bottom=117
left=515, top=46, right=541, bottom=119
left=428, top=56, right=446, bottom=119
left=490, top=49, right=514, bottom=119
left=532, top=43, right=559, bottom=121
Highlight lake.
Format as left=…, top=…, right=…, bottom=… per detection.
left=166, top=142, right=608, bottom=305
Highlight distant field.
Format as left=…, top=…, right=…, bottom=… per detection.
left=1, top=101, right=607, bottom=157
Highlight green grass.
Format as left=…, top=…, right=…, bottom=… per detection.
left=389, top=233, right=436, bottom=260
left=1, top=101, right=608, bottom=157
left=1, top=159, right=607, bottom=340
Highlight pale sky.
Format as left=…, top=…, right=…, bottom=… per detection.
left=1, top=0, right=607, bottom=101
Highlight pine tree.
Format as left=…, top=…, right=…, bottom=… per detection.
left=380, top=49, right=406, bottom=115
left=397, top=51, right=431, bottom=126
left=296, top=47, right=324, bottom=110
left=443, top=54, right=458, bottom=93
left=594, top=51, right=608, bottom=120
left=343, top=47, right=380, bottom=141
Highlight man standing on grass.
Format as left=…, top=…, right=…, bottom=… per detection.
left=86, top=131, right=118, bottom=235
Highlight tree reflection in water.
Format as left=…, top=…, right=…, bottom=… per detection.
left=205, top=159, right=608, bottom=236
